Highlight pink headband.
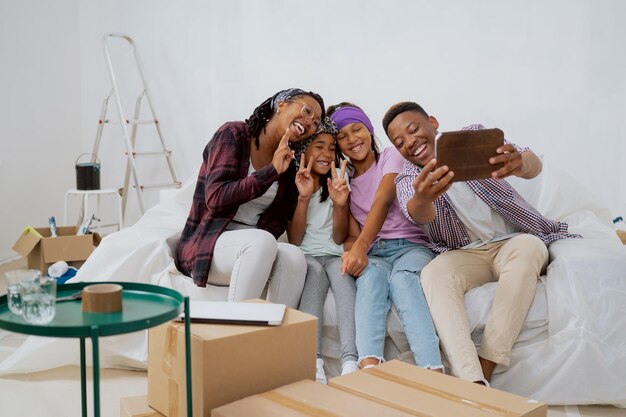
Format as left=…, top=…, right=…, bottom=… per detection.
left=330, top=106, right=374, bottom=134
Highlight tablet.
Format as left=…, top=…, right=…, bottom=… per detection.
left=178, top=301, right=286, bottom=326
left=436, top=128, right=504, bottom=182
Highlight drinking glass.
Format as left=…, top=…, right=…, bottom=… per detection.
left=21, top=275, right=57, bottom=325
left=4, top=269, right=41, bottom=315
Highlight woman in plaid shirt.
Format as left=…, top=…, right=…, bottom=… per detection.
left=175, top=88, right=325, bottom=308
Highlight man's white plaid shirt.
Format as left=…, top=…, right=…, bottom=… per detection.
left=394, top=124, right=580, bottom=253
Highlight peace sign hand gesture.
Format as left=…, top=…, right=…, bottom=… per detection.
left=272, top=128, right=295, bottom=175
left=295, top=153, right=315, bottom=200
left=327, top=160, right=349, bottom=207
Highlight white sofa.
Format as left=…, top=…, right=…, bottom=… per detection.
left=2, top=156, right=625, bottom=406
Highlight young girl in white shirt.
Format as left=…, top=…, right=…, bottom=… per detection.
left=288, top=118, right=359, bottom=383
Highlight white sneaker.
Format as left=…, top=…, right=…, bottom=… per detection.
left=316, top=358, right=327, bottom=384
left=341, top=360, right=360, bottom=375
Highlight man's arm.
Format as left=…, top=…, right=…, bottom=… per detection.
left=397, top=159, right=453, bottom=225
left=490, top=144, right=542, bottom=180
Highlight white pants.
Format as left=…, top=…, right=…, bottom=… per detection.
left=207, top=229, right=306, bottom=308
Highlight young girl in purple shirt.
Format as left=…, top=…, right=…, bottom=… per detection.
left=328, top=103, right=442, bottom=371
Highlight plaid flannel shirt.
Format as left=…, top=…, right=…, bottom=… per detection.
left=176, top=121, right=298, bottom=286
left=395, top=124, right=580, bottom=253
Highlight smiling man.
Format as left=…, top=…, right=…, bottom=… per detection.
left=382, top=101, right=580, bottom=384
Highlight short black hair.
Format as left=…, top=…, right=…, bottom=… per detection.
left=382, top=102, right=429, bottom=135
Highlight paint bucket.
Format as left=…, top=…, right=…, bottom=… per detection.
left=75, top=154, right=101, bottom=190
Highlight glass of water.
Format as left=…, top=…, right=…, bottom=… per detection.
left=4, top=269, right=41, bottom=316
left=20, top=275, right=57, bottom=325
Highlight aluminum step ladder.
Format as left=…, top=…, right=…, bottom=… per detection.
left=92, top=33, right=181, bottom=221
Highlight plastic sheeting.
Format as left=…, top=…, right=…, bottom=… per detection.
left=1, top=157, right=625, bottom=406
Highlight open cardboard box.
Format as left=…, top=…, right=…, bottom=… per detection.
left=12, top=226, right=101, bottom=275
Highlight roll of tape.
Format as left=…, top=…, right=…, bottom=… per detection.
left=82, top=283, right=123, bottom=313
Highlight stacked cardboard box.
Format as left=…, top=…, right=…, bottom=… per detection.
left=212, top=379, right=413, bottom=417
left=147, top=304, right=317, bottom=417
left=120, top=396, right=164, bottom=417
left=213, top=360, right=547, bottom=417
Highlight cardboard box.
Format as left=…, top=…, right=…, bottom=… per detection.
left=120, top=396, right=164, bottom=417
left=617, top=230, right=626, bottom=245
left=329, top=360, right=547, bottom=417
left=12, top=226, right=101, bottom=275
left=147, top=302, right=317, bottom=417
left=211, top=379, right=415, bottom=417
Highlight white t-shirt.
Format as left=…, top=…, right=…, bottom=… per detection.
left=445, top=182, right=520, bottom=248
left=299, top=170, right=348, bottom=257
left=231, top=162, right=279, bottom=226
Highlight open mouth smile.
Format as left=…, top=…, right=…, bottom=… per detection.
left=412, top=143, right=427, bottom=158
left=292, top=120, right=309, bottom=137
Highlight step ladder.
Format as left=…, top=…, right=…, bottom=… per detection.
left=92, top=33, right=181, bottom=221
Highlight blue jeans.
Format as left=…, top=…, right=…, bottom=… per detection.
left=354, top=239, right=442, bottom=368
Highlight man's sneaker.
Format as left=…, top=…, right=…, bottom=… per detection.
left=316, top=357, right=327, bottom=384
left=341, top=360, right=360, bottom=375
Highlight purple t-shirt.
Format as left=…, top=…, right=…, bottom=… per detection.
left=349, top=147, right=428, bottom=246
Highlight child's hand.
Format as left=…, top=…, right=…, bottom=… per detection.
left=341, top=242, right=368, bottom=277
left=272, top=129, right=295, bottom=174
left=412, top=159, right=453, bottom=204
left=295, top=153, right=315, bottom=200
left=328, top=160, right=349, bottom=207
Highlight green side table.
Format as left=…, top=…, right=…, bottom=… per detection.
left=0, top=282, right=192, bottom=417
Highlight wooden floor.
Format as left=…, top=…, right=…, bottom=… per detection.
left=1, top=258, right=625, bottom=416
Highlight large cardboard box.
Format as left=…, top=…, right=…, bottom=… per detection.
left=120, top=396, right=164, bottom=417
left=329, top=360, right=547, bottom=417
left=211, top=379, right=415, bottom=417
left=12, top=226, right=101, bottom=275
left=147, top=303, right=317, bottom=417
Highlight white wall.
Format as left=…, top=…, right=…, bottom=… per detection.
left=2, top=0, right=625, bottom=261
left=0, top=0, right=81, bottom=261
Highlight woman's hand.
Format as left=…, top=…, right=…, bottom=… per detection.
left=328, top=160, right=349, bottom=207
left=295, top=153, right=315, bottom=199
left=272, top=129, right=295, bottom=174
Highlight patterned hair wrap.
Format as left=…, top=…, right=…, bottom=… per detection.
left=271, top=88, right=307, bottom=110
left=292, top=117, right=338, bottom=169
left=330, top=106, right=375, bottom=134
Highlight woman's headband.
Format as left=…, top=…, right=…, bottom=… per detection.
left=330, top=106, right=374, bottom=134
left=270, top=88, right=306, bottom=110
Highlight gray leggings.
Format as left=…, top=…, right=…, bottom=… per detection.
left=298, top=255, right=358, bottom=364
